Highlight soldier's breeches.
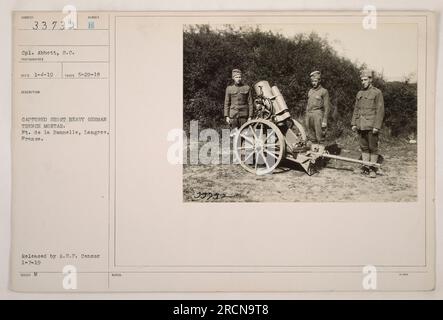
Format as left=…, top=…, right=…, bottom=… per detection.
left=305, top=111, right=324, bottom=143
left=358, top=130, right=379, bottom=153
left=231, top=116, right=248, bottom=129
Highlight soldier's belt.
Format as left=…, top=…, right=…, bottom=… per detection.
left=230, top=104, right=249, bottom=109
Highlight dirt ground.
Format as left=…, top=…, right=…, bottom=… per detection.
left=183, top=139, right=417, bottom=202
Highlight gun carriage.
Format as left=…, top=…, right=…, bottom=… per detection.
left=233, top=80, right=381, bottom=175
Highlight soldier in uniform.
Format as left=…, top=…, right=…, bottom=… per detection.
left=305, top=71, right=331, bottom=144
left=351, top=69, right=385, bottom=178
left=224, top=69, right=253, bottom=132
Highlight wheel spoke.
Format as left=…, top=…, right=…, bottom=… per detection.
left=259, top=123, right=264, bottom=142
left=243, top=150, right=254, bottom=163
left=262, top=151, right=271, bottom=169
left=250, top=125, right=258, bottom=141
left=264, top=149, right=278, bottom=160
left=264, top=129, right=275, bottom=143
left=240, top=133, right=254, bottom=145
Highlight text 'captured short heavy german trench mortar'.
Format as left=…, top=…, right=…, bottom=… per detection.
left=233, top=80, right=381, bottom=175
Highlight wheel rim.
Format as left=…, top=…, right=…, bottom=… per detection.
left=291, top=119, right=307, bottom=142
left=234, top=119, right=286, bottom=175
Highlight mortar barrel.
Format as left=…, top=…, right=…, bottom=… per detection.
left=271, top=86, right=289, bottom=115
left=253, top=80, right=273, bottom=98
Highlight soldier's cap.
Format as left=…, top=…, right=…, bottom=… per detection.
left=310, top=70, right=321, bottom=79
left=360, top=69, right=373, bottom=78
left=232, top=69, right=242, bottom=77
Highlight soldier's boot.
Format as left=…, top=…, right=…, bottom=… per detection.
left=369, top=154, right=378, bottom=178
left=360, top=152, right=370, bottom=175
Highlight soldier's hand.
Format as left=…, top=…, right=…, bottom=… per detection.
left=351, top=125, right=357, bottom=132
left=247, top=117, right=252, bottom=122
left=372, top=128, right=379, bottom=134
left=226, top=117, right=231, bottom=124
left=321, top=122, right=327, bottom=128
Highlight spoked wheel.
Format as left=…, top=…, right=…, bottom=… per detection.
left=233, top=119, right=286, bottom=175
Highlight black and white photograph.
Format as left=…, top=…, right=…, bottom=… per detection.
left=183, top=23, right=418, bottom=202
left=4, top=7, right=438, bottom=295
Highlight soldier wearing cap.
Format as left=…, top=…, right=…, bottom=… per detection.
left=224, top=69, right=253, bottom=130
left=351, top=69, right=385, bottom=178
left=305, top=71, right=331, bottom=144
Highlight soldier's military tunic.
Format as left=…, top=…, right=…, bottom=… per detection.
left=351, top=84, right=385, bottom=153
left=305, top=85, right=330, bottom=143
left=224, top=83, right=253, bottom=128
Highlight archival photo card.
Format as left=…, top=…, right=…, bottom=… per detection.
left=10, top=11, right=436, bottom=292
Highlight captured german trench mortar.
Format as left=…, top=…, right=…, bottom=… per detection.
left=233, top=80, right=381, bottom=175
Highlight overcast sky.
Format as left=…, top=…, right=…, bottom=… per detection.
left=258, top=23, right=418, bottom=82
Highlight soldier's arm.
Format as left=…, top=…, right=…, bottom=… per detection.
left=247, top=87, right=253, bottom=117
left=305, top=89, right=311, bottom=112
left=374, top=90, right=385, bottom=130
left=224, top=87, right=230, bottom=118
left=322, top=89, right=331, bottom=125
left=351, top=95, right=359, bottom=127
